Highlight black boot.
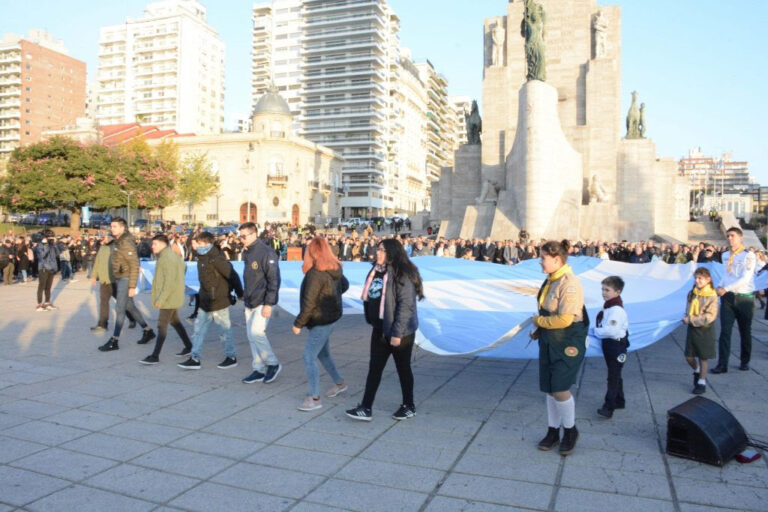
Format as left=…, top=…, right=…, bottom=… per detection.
left=137, top=328, right=156, bottom=345
left=537, top=427, right=560, bottom=451
left=98, top=337, right=119, bottom=352
left=559, top=426, right=579, bottom=456
left=693, top=372, right=700, bottom=388
left=597, top=407, right=613, bottom=418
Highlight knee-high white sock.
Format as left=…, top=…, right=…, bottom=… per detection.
left=546, top=395, right=561, bottom=428
left=556, top=396, right=576, bottom=428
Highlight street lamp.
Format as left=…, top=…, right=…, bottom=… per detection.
left=120, top=190, right=135, bottom=228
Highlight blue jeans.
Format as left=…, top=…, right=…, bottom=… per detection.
left=191, top=308, right=236, bottom=361
left=112, top=278, right=148, bottom=338
left=86, top=261, right=94, bottom=279
left=61, top=261, right=72, bottom=280
left=303, top=322, right=343, bottom=397
left=245, top=305, right=278, bottom=372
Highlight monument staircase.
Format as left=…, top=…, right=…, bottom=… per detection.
left=687, top=216, right=728, bottom=246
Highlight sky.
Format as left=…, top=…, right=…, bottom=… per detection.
left=2, top=0, right=766, bottom=182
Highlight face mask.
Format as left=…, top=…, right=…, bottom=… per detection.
left=197, top=245, right=212, bottom=255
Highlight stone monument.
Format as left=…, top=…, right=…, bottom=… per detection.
left=432, top=0, right=689, bottom=243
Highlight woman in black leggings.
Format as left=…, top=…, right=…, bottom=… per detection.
left=34, top=234, right=59, bottom=311
left=346, top=238, right=424, bottom=422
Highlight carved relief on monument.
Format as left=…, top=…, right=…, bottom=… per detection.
left=592, top=9, right=609, bottom=58
left=521, top=0, right=546, bottom=81
left=588, top=174, right=610, bottom=203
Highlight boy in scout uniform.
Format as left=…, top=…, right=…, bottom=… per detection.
left=592, top=276, right=629, bottom=418
left=530, top=240, right=587, bottom=456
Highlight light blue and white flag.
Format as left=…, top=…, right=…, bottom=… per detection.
left=139, top=256, right=767, bottom=359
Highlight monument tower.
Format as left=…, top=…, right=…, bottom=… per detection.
left=432, top=0, right=689, bottom=242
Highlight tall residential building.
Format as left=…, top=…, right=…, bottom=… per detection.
left=415, top=60, right=452, bottom=183
left=251, top=0, right=303, bottom=119
left=96, top=0, right=225, bottom=134
left=449, top=95, right=471, bottom=153
left=678, top=147, right=752, bottom=195
left=0, top=30, right=85, bottom=157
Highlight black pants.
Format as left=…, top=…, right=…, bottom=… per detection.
left=361, top=328, right=415, bottom=409
left=97, top=282, right=135, bottom=328
left=151, top=309, right=192, bottom=358
left=718, top=292, right=753, bottom=366
left=602, top=338, right=628, bottom=410
left=37, top=269, right=55, bottom=304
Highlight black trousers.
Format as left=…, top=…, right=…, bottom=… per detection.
left=361, top=327, right=415, bottom=409
left=37, top=269, right=55, bottom=304
left=97, top=282, right=135, bottom=328
left=718, top=292, right=753, bottom=366
left=602, top=338, right=628, bottom=410
left=150, top=309, right=192, bottom=358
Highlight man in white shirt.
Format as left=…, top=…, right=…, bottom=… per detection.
left=712, top=227, right=755, bottom=373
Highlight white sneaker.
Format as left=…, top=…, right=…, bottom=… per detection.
left=325, top=383, right=348, bottom=398
left=297, top=396, right=322, bottom=412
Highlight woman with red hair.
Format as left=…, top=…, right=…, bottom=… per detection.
left=292, top=236, right=349, bottom=411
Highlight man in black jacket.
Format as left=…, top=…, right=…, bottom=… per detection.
left=239, top=222, right=282, bottom=384
left=178, top=232, right=243, bottom=370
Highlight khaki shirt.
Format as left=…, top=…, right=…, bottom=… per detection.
left=540, top=272, right=584, bottom=322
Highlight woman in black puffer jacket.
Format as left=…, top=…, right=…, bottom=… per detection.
left=292, top=236, right=349, bottom=412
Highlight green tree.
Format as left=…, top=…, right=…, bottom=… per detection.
left=176, top=152, right=219, bottom=223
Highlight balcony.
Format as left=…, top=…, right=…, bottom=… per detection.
left=267, top=174, right=288, bottom=187
left=0, top=100, right=20, bottom=109
left=308, top=180, right=319, bottom=189
left=304, top=40, right=382, bottom=55
left=0, top=67, right=21, bottom=77
left=0, top=54, right=21, bottom=65
left=0, top=133, right=20, bottom=142
left=304, top=0, right=384, bottom=15
left=0, top=88, right=21, bottom=98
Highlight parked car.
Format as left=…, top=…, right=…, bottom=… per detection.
left=339, top=217, right=363, bottom=229
left=21, top=212, right=38, bottom=225
left=54, top=213, right=70, bottom=226
left=88, top=214, right=112, bottom=228
left=37, top=212, right=55, bottom=225
left=133, top=219, right=149, bottom=230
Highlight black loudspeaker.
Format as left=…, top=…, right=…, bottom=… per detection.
left=666, top=396, right=748, bottom=467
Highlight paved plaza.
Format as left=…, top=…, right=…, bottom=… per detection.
left=0, top=278, right=767, bottom=511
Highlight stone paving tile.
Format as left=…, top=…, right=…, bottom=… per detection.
left=0, top=466, right=70, bottom=507
left=84, top=463, right=200, bottom=503
left=169, top=482, right=294, bottom=512
left=560, top=464, right=673, bottom=501
left=304, top=479, right=427, bottom=512
left=276, top=427, right=372, bottom=456
left=60, top=432, right=157, bottom=462
left=25, top=484, right=156, bottom=512
left=139, top=406, right=224, bottom=430
left=358, top=437, right=464, bottom=471
left=81, top=397, right=161, bottom=418
left=44, top=408, right=125, bottom=431
left=423, top=496, right=534, bottom=512
left=0, top=435, right=48, bottom=463
left=32, top=390, right=103, bottom=408
left=555, top=487, right=676, bottom=512
left=0, top=399, right=69, bottom=420
left=3, top=419, right=90, bottom=446
left=169, top=431, right=264, bottom=460
left=678, top=504, right=745, bottom=512
left=248, top=444, right=351, bottom=476
left=211, top=462, right=325, bottom=499
left=290, top=503, right=351, bottom=512
left=11, top=447, right=118, bottom=481
left=0, top=411, right=29, bottom=431
left=438, top=473, right=552, bottom=511
left=453, top=451, right=560, bottom=485
left=203, top=416, right=294, bottom=443
left=103, top=419, right=193, bottom=445
left=673, top=475, right=768, bottom=511
left=336, top=458, right=445, bottom=493
left=131, top=446, right=234, bottom=479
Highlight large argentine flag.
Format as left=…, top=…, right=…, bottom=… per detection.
left=139, top=256, right=766, bottom=359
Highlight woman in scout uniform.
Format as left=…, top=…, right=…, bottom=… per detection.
left=682, top=267, right=718, bottom=394
left=530, top=240, right=588, bottom=456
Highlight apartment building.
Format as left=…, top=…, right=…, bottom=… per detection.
left=415, top=60, right=452, bottom=183
left=0, top=30, right=85, bottom=157
left=96, top=0, right=225, bottom=134
left=449, top=95, right=471, bottom=153
left=679, top=147, right=752, bottom=195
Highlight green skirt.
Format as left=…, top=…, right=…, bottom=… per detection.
left=685, top=323, right=716, bottom=359
left=539, top=322, right=587, bottom=393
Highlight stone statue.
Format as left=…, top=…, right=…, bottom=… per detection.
left=477, top=180, right=500, bottom=203
left=491, top=23, right=505, bottom=67
left=639, top=103, right=647, bottom=138
left=521, top=0, right=546, bottom=82
left=465, top=100, right=482, bottom=145
left=592, top=10, right=608, bottom=58
left=588, top=174, right=610, bottom=203
left=625, top=91, right=641, bottom=139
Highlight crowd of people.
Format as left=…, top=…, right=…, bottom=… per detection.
left=0, top=219, right=762, bottom=456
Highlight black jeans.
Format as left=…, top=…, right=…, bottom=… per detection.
left=151, top=309, right=192, bottom=358
left=37, top=269, right=55, bottom=304
left=361, top=328, right=415, bottom=409
left=718, top=292, right=753, bottom=366
left=601, top=338, right=628, bottom=410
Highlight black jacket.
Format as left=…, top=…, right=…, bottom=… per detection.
left=242, top=239, right=281, bottom=308
left=363, top=264, right=419, bottom=339
left=196, top=246, right=243, bottom=312
left=294, top=266, right=349, bottom=329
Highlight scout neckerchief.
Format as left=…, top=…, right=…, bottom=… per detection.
left=726, top=245, right=744, bottom=274
left=689, top=284, right=716, bottom=317
left=596, top=296, right=623, bottom=326
left=538, top=264, right=573, bottom=308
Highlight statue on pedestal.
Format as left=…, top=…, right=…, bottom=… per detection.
left=465, top=100, right=482, bottom=145
left=588, top=174, right=610, bottom=203
left=639, top=103, right=647, bottom=138
left=625, top=91, right=641, bottom=139
left=592, top=10, right=608, bottom=58
left=521, top=0, right=546, bottom=82
left=490, top=23, right=505, bottom=67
